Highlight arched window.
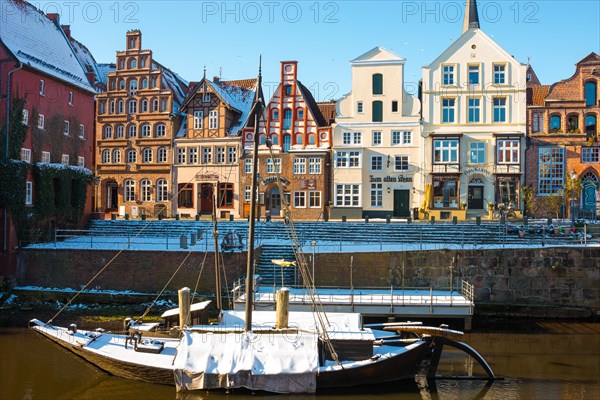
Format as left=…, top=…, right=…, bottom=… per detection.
left=283, top=109, right=292, bottom=129
left=128, top=124, right=137, bottom=138
left=127, top=149, right=137, bottom=163
left=550, top=115, right=561, bottom=132
left=140, top=179, right=151, bottom=202
left=155, top=124, right=166, bottom=137
left=259, top=135, right=266, bottom=145
left=102, top=149, right=110, bottom=163
left=157, top=147, right=167, bottom=163
left=118, top=59, right=124, bottom=70
left=372, top=101, right=383, bottom=122
left=308, top=134, right=316, bottom=145
left=586, top=81, right=597, bottom=107
left=372, top=73, right=383, bottom=95
left=109, top=79, right=115, bottom=90
left=283, top=134, right=291, bottom=152
left=586, top=115, right=597, bottom=135
left=112, top=149, right=121, bottom=163
left=140, top=57, right=146, bottom=68
left=128, top=100, right=137, bottom=114
left=152, top=99, right=159, bottom=112
left=296, top=134, right=303, bottom=145
left=156, top=179, right=168, bottom=202
left=109, top=100, right=115, bottom=114
left=142, top=148, right=152, bottom=163
left=297, top=108, right=304, bottom=119
left=150, top=77, right=157, bottom=88
left=271, top=134, right=279, bottom=145
left=284, top=85, right=293, bottom=96
left=141, top=99, right=148, bottom=113
left=129, top=58, right=137, bottom=69
left=124, top=179, right=135, bottom=202
left=117, top=100, right=124, bottom=114
left=103, top=125, right=112, bottom=139
left=532, top=113, right=540, bottom=132
left=116, top=125, right=124, bottom=138
left=567, top=114, right=579, bottom=132
left=141, top=78, right=148, bottom=89
left=160, top=98, right=167, bottom=112
left=272, top=109, right=279, bottom=120
left=140, top=124, right=151, bottom=137
left=129, top=79, right=138, bottom=96
left=119, top=79, right=125, bottom=90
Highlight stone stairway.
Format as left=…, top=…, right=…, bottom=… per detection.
left=255, top=244, right=297, bottom=287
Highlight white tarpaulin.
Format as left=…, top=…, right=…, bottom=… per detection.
left=173, top=330, right=319, bottom=393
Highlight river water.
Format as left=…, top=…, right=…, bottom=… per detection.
left=1, top=322, right=599, bottom=400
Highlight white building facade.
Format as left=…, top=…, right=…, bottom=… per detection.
left=331, top=47, right=422, bottom=219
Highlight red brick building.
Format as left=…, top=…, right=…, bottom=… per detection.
left=1, top=1, right=97, bottom=274
left=525, top=54, right=600, bottom=218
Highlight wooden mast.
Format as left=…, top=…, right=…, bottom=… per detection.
left=212, top=181, right=222, bottom=311
left=244, top=57, right=263, bottom=332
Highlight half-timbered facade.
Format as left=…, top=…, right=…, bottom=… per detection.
left=240, top=61, right=332, bottom=220
left=95, top=30, right=188, bottom=218
left=175, top=77, right=257, bottom=218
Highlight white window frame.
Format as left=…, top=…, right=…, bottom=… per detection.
left=22, top=109, right=29, bottom=125
left=493, top=64, right=506, bottom=85
left=39, top=80, right=45, bottom=96
left=244, top=159, right=252, bottom=174
left=468, top=98, right=481, bottom=123
left=294, top=157, right=307, bottom=174
left=293, top=191, right=306, bottom=208
left=216, top=147, right=225, bottom=164
left=177, top=148, right=186, bottom=164
left=128, top=100, right=137, bottom=114
left=102, top=149, right=111, bottom=164
left=188, top=147, right=198, bottom=164
left=335, top=184, right=361, bottom=207
left=124, top=179, right=136, bottom=202
left=538, top=147, right=564, bottom=195
left=63, top=120, right=70, bottom=136
left=77, top=156, right=84, bottom=167
left=372, top=131, right=381, bottom=146
left=155, top=124, right=166, bottom=137
left=203, top=93, right=210, bottom=103
left=112, top=149, right=121, bottom=163
left=25, top=181, right=33, bottom=205
left=141, top=124, right=151, bottom=138
left=468, top=64, right=480, bottom=85
left=20, top=148, right=31, bottom=163
left=227, top=147, right=237, bottom=164
left=433, top=139, right=459, bottom=164
left=308, top=158, right=321, bottom=174
left=370, top=183, right=383, bottom=207
left=79, top=124, right=85, bottom=139
left=394, top=155, right=409, bottom=171
left=61, top=154, right=69, bottom=165
left=309, top=191, right=321, bottom=208
left=497, top=139, right=520, bottom=164
left=493, top=97, right=507, bottom=123
left=266, top=158, right=281, bottom=174
left=194, top=110, right=204, bottom=129
left=209, top=110, right=218, bottom=129
left=68, top=91, right=73, bottom=105
left=202, top=147, right=212, bottom=164
left=143, top=148, right=153, bottom=163
left=442, top=98, right=455, bottom=123
left=157, top=147, right=167, bottom=163
left=402, top=131, right=412, bottom=145
left=371, top=155, right=383, bottom=171
left=41, top=151, right=50, bottom=163
left=392, top=131, right=401, bottom=145
left=469, top=142, right=485, bottom=164
left=442, top=65, right=455, bottom=85
left=116, top=126, right=124, bottom=138
left=357, top=101, right=363, bottom=113
left=127, top=149, right=137, bottom=163
left=140, top=179, right=152, bottom=202
left=156, top=179, right=168, bottom=202
left=37, top=114, right=45, bottom=129
left=244, top=185, right=252, bottom=202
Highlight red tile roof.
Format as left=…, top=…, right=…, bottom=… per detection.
left=531, top=85, right=550, bottom=106
left=317, top=101, right=337, bottom=125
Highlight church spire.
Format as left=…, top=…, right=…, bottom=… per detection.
left=463, top=0, right=480, bottom=33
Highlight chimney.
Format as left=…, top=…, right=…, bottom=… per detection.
left=61, top=25, right=71, bottom=39
left=213, top=76, right=219, bottom=83
left=47, top=13, right=60, bottom=24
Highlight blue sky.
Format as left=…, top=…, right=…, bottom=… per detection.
left=30, top=0, right=600, bottom=101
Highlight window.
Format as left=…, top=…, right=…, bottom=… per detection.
left=178, top=183, right=193, bottom=208
left=295, top=134, right=303, bottom=145
left=141, top=99, right=148, bottom=112
left=37, top=114, right=45, bottom=129
left=392, top=131, right=401, bottom=145
left=391, top=101, right=398, bottom=112
left=371, top=155, right=383, bottom=171
left=567, top=115, right=579, bottom=132
left=25, top=181, right=32, bottom=205
left=177, top=148, right=186, bottom=164
left=372, top=131, right=381, bottom=145
left=127, top=149, right=137, bottom=163
left=20, top=148, right=31, bottom=163
left=349, top=151, right=360, bottom=167
left=294, top=158, right=306, bottom=174
left=157, top=147, right=167, bottom=163
left=156, top=179, right=168, bottom=202
left=99, top=102, right=106, bottom=114
left=468, top=65, right=480, bottom=85
left=372, top=101, right=383, bottom=122
left=39, top=80, right=45, bottom=96
left=469, top=142, right=485, bottom=164
left=61, top=154, right=69, bottom=165
left=266, top=158, right=281, bottom=173
left=343, top=132, right=351, bottom=145
left=493, top=98, right=506, bottom=122
left=188, top=147, right=197, bottom=164
left=586, top=82, right=597, bottom=107
left=353, top=132, right=362, bottom=144
left=308, top=158, right=321, bottom=174
left=102, top=149, right=111, bottom=164
left=129, top=79, right=137, bottom=96
left=283, top=109, right=292, bottom=129
left=218, top=183, right=234, bottom=207
left=124, top=180, right=136, bottom=202
left=468, top=98, right=480, bottom=123
left=68, top=91, right=73, bottom=105
left=160, top=99, right=167, bottom=112
left=309, top=191, right=321, bottom=208
left=118, top=100, right=124, bottom=114
left=216, top=147, right=225, bottom=164
left=335, top=184, right=360, bottom=207
left=402, top=131, right=412, bottom=144
left=538, top=147, right=564, bottom=195
left=150, top=77, right=157, bottom=88
left=582, top=147, right=599, bottom=163
left=141, top=78, right=148, bottom=89
left=550, top=115, right=561, bottom=132
left=283, top=135, right=291, bottom=152
left=434, top=139, right=459, bottom=163
left=294, top=192, right=306, bottom=208
left=79, top=124, right=85, bottom=139
left=155, top=124, right=166, bottom=137
left=22, top=109, right=29, bottom=125
left=140, top=124, right=151, bottom=138
left=109, top=101, right=115, bottom=114
left=112, top=149, right=121, bottom=163
left=586, top=115, right=597, bottom=136
left=336, top=151, right=361, bottom=168
left=392, top=131, right=411, bottom=145
left=370, top=183, right=383, bottom=207
left=395, top=155, right=409, bottom=171
left=297, top=109, right=304, bottom=119
left=433, top=179, right=459, bottom=208
left=442, top=65, right=454, bottom=85
left=142, top=148, right=153, bottom=163
left=116, top=126, right=124, bottom=138
left=497, top=140, right=520, bottom=164
left=152, top=99, right=159, bottom=112
left=77, top=156, right=84, bottom=167
left=227, top=147, right=237, bottom=164
left=128, top=100, right=137, bottom=114
left=308, top=134, right=315, bottom=145
left=128, top=125, right=137, bottom=138
left=244, top=185, right=252, bottom=202
left=41, top=151, right=50, bottom=163
left=532, top=113, right=543, bottom=133
left=209, top=110, right=218, bottom=129
left=141, top=179, right=152, bottom=202
left=442, top=99, right=455, bottom=123
left=343, top=132, right=361, bottom=145
left=203, top=93, right=210, bottom=103
left=272, top=109, right=279, bottom=120
left=285, top=85, right=293, bottom=96
left=194, top=111, right=203, bottom=129
left=63, top=120, right=70, bottom=136
left=357, top=102, right=363, bottom=113
left=372, top=73, right=383, bottom=95
left=202, top=147, right=212, bottom=164
left=494, top=64, right=506, bottom=84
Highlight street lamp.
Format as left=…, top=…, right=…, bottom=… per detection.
left=570, top=170, right=577, bottom=224
left=93, top=175, right=101, bottom=213
left=309, top=240, right=317, bottom=284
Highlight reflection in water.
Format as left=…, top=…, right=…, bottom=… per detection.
left=1, top=326, right=599, bottom=400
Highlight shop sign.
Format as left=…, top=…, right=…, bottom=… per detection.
left=369, top=175, right=413, bottom=183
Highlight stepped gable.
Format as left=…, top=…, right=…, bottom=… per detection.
left=96, top=63, right=116, bottom=85
left=152, top=60, right=189, bottom=112
left=546, top=52, right=600, bottom=101
left=0, top=0, right=95, bottom=92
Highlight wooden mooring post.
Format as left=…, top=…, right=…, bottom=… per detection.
left=275, top=288, right=289, bottom=329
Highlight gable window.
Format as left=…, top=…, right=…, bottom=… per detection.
left=112, top=149, right=121, bottom=163
left=209, top=110, right=218, bottom=129
left=335, top=184, right=360, bottom=207
left=156, top=179, right=168, bottom=202
left=370, top=183, right=382, bottom=207
left=468, top=65, right=480, bottom=85
left=442, top=98, right=455, bottom=123
left=294, top=157, right=307, bottom=174
left=582, top=147, right=600, bottom=163
left=140, top=179, right=152, bottom=202
left=155, top=124, right=166, bottom=137
left=372, top=131, right=381, bottom=145
left=39, top=80, right=45, bottom=96
left=130, top=59, right=137, bottom=69
left=469, top=142, right=485, bottom=164
left=442, top=65, right=454, bottom=85
left=357, top=102, right=363, bottom=113
left=493, top=98, right=506, bottom=122
left=497, top=139, right=520, bottom=164
left=194, top=111, right=204, bottom=129
left=567, top=114, right=579, bottom=132
left=285, top=85, right=293, bottom=96
left=395, top=155, right=409, bottom=171
left=538, top=147, right=564, bottom=195
left=372, top=101, right=383, bottom=122
left=142, top=148, right=153, bottom=163
left=308, top=157, right=321, bottom=174
left=468, top=98, right=480, bottom=122
left=493, top=64, right=506, bottom=84
left=550, top=115, right=561, bottom=132
left=371, top=155, right=383, bottom=171
left=297, top=109, right=304, bottom=119
left=157, top=147, right=167, bottom=163
left=150, top=77, right=157, bottom=88
left=20, top=148, right=31, bottom=163
left=124, top=180, right=136, bottom=202
left=308, top=134, right=316, bottom=145
left=25, top=181, right=33, bottom=205
left=434, top=139, right=459, bottom=163
left=586, top=82, right=597, bottom=107
left=203, top=93, right=210, bottom=103
left=372, top=73, right=383, bottom=95
left=127, top=149, right=137, bottom=163
left=63, top=120, right=70, bottom=136
left=283, top=109, right=292, bottom=129
left=295, top=134, right=303, bottom=145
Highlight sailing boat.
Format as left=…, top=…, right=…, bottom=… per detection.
left=29, top=61, right=496, bottom=393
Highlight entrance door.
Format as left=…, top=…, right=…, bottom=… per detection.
left=393, top=190, right=410, bottom=217
left=107, top=183, right=118, bottom=210
left=583, top=183, right=597, bottom=210
left=269, top=187, right=281, bottom=217
left=199, top=183, right=213, bottom=214
left=468, top=186, right=484, bottom=209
